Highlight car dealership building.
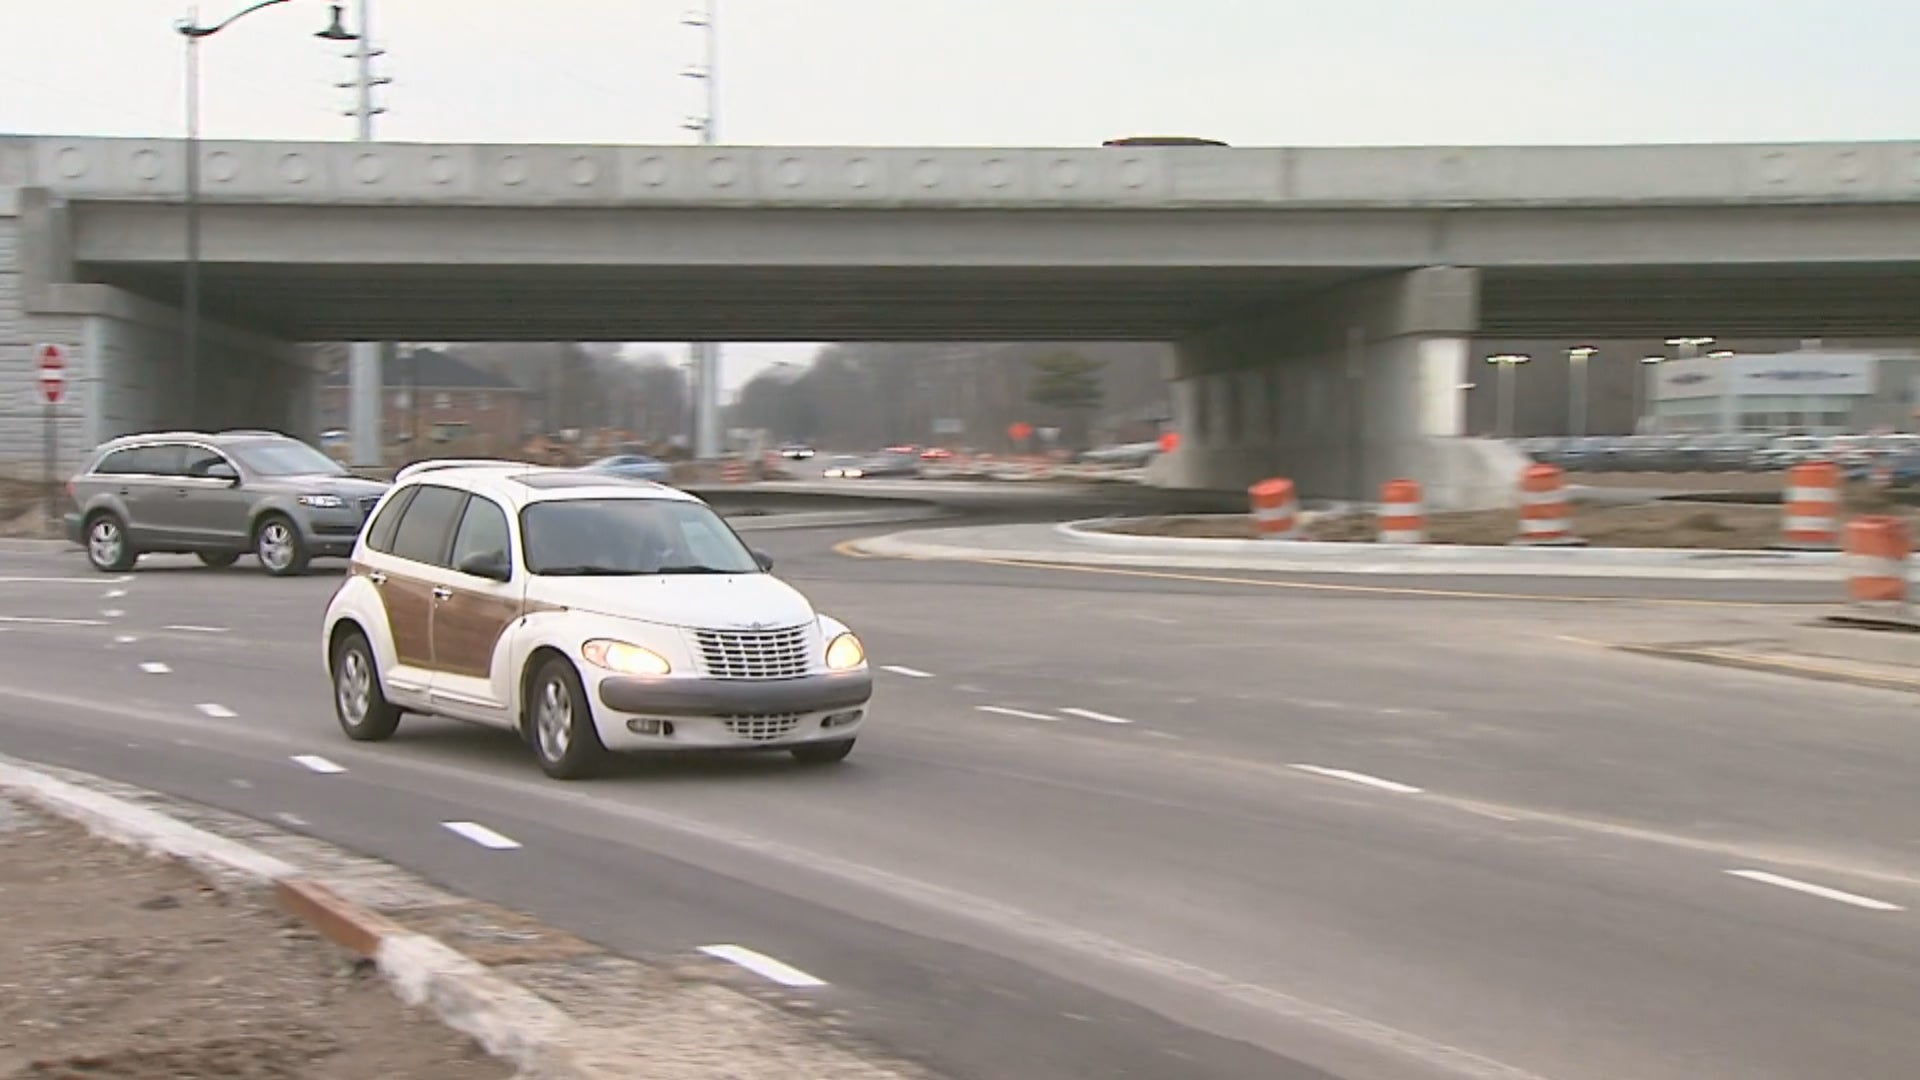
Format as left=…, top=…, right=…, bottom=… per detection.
left=1647, top=351, right=1920, bottom=434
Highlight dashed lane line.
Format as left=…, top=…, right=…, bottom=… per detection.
left=138, top=661, right=171, bottom=675
left=441, top=821, right=522, bottom=850
left=100, top=609, right=124, bottom=618
left=196, top=703, right=237, bottom=718
left=1060, top=706, right=1134, bottom=725
left=113, top=634, right=138, bottom=644
left=103, top=589, right=127, bottom=599
left=976, top=705, right=1059, bottom=722
left=1289, top=764, right=1424, bottom=795
left=1726, top=869, right=1904, bottom=912
left=163, top=624, right=229, bottom=634
left=698, top=944, right=827, bottom=988
left=880, top=664, right=935, bottom=678
left=291, top=754, right=347, bottom=775
left=0, top=615, right=107, bottom=627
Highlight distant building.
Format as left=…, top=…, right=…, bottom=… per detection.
left=318, top=348, right=529, bottom=452
left=1648, top=351, right=1920, bottom=434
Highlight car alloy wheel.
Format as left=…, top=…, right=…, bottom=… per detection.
left=87, top=518, right=125, bottom=571
left=257, top=520, right=295, bottom=572
left=337, top=647, right=372, bottom=726
left=535, top=675, right=573, bottom=763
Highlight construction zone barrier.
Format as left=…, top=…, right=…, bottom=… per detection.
left=722, top=460, right=749, bottom=484
left=1515, top=464, right=1582, bottom=546
left=1842, top=516, right=1911, bottom=622
left=1249, top=478, right=1298, bottom=539
left=1779, top=461, right=1841, bottom=550
left=1377, top=479, right=1425, bottom=544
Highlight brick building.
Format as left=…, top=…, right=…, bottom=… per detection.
left=318, top=348, right=529, bottom=456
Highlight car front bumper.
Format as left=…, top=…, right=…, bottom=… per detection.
left=595, top=670, right=873, bottom=751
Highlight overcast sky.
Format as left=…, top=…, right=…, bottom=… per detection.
left=9, top=0, right=1914, bottom=390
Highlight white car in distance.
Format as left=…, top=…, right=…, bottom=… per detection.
left=321, top=462, right=873, bottom=779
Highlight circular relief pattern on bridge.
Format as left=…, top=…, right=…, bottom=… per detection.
left=1048, top=158, right=1082, bottom=188
left=1435, top=153, right=1468, bottom=184
left=911, top=158, right=942, bottom=188
left=981, top=158, right=1013, bottom=189
left=353, top=153, right=387, bottom=185
left=1118, top=158, right=1150, bottom=189
left=1759, top=151, right=1794, bottom=185
left=567, top=156, right=599, bottom=186
left=55, top=147, right=89, bottom=180
left=131, top=149, right=163, bottom=182
left=426, top=154, right=457, bottom=185
left=707, top=156, right=740, bottom=187
left=278, top=153, right=312, bottom=184
left=776, top=157, right=808, bottom=187
left=845, top=156, right=877, bottom=188
left=1832, top=151, right=1865, bottom=185
left=206, top=151, right=240, bottom=183
left=498, top=154, right=531, bottom=186
left=635, top=156, right=670, bottom=187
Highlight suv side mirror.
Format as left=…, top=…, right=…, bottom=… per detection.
left=204, top=462, right=238, bottom=484
left=457, top=550, right=511, bottom=582
left=752, top=550, right=774, bottom=572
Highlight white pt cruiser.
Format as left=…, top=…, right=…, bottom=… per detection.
left=321, top=462, right=872, bottom=779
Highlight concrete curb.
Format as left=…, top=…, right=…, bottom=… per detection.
left=1614, top=643, right=1920, bottom=695
left=0, top=756, right=606, bottom=1079
left=729, top=504, right=947, bottom=532
left=0, top=538, right=74, bottom=554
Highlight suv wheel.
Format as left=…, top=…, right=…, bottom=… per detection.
left=85, top=513, right=137, bottom=573
left=332, top=630, right=401, bottom=741
left=528, top=657, right=607, bottom=780
left=197, top=551, right=239, bottom=569
left=254, top=514, right=309, bottom=576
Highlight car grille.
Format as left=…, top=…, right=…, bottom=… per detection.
left=692, top=625, right=811, bottom=679
left=722, top=714, right=803, bottom=742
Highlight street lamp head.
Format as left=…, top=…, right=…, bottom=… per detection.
left=1485, top=353, right=1531, bottom=365
left=1707, top=350, right=1735, bottom=359
left=1567, top=346, right=1597, bottom=362
left=316, top=4, right=358, bottom=41
left=1640, top=355, right=1663, bottom=365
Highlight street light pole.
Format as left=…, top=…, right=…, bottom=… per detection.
left=1486, top=353, right=1530, bottom=439
left=1567, top=346, right=1596, bottom=437
left=1637, top=355, right=1662, bottom=433
left=682, top=2, right=721, bottom=458
left=177, top=2, right=356, bottom=432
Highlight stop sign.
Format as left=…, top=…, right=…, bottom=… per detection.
left=35, top=343, right=66, bottom=405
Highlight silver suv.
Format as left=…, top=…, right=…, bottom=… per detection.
left=66, top=431, right=390, bottom=576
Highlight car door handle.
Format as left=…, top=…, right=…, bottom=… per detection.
left=432, top=586, right=453, bottom=601
left=367, top=570, right=387, bottom=585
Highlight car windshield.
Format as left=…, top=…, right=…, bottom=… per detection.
left=228, top=439, right=346, bottom=477
left=520, top=497, right=759, bottom=576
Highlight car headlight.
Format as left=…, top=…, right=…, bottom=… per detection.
left=825, top=632, right=866, bottom=671
left=581, top=639, right=671, bottom=676
left=297, top=494, right=346, bottom=509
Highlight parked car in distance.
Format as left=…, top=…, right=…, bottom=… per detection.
left=779, top=443, right=816, bottom=460
left=585, top=453, right=671, bottom=483
left=320, top=463, right=872, bottom=778
left=822, top=454, right=866, bottom=479
left=857, top=451, right=922, bottom=478
left=1749, top=434, right=1825, bottom=472
left=68, top=430, right=389, bottom=575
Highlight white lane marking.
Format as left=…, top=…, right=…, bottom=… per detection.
left=880, top=664, right=934, bottom=678
left=103, top=588, right=127, bottom=599
left=0, top=615, right=107, bottom=627
left=442, top=821, right=522, bottom=850
left=138, top=661, right=171, bottom=674
left=1060, top=707, right=1134, bottom=725
left=275, top=812, right=309, bottom=828
left=1289, top=764, right=1424, bottom=795
left=1141, top=730, right=1182, bottom=740
left=698, top=944, right=827, bottom=988
left=113, top=634, right=138, bottom=644
left=976, top=705, right=1059, bottom=722
left=196, top=703, right=236, bottom=718
left=291, top=754, right=346, bottom=775
left=230, top=778, right=254, bottom=789
left=1726, top=869, right=1904, bottom=912
left=100, top=609, right=124, bottom=618
left=0, top=575, right=131, bottom=585
left=164, top=624, right=229, bottom=634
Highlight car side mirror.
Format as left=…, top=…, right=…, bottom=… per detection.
left=458, top=550, right=511, bottom=582
left=752, top=550, right=774, bottom=572
left=205, top=462, right=238, bottom=484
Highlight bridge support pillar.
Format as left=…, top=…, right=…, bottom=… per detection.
left=1160, top=266, right=1524, bottom=510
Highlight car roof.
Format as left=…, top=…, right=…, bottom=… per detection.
left=97, top=429, right=299, bottom=447
left=392, top=462, right=700, bottom=510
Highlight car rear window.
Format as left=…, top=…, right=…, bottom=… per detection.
left=387, top=485, right=467, bottom=567
left=363, top=487, right=417, bottom=555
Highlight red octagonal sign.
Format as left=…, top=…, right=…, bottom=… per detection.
left=36, top=343, right=66, bottom=405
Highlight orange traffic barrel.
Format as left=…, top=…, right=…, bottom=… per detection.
left=1844, top=516, right=1910, bottom=616
left=1515, top=464, right=1579, bottom=545
left=1377, top=479, right=1425, bottom=544
left=1249, top=477, right=1298, bottom=539
left=1780, top=461, right=1841, bottom=550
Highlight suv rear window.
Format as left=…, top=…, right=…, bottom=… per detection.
left=94, top=445, right=184, bottom=476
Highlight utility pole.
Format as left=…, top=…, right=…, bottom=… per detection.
left=343, top=0, right=390, bottom=467
left=682, top=1, right=722, bottom=458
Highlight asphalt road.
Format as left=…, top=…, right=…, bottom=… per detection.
left=2, top=502, right=1919, bottom=1079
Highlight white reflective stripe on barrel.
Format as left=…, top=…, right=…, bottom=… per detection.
left=1381, top=501, right=1424, bottom=517
left=1519, top=489, right=1568, bottom=506
left=1520, top=518, right=1570, bottom=534
left=1783, top=516, right=1838, bottom=533
left=1785, top=487, right=1839, bottom=504
left=1251, top=504, right=1296, bottom=523
left=1379, top=529, right=1425, bottom=544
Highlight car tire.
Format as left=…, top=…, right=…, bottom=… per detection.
left=253, top=514, right=309, bottom=577
left=197, top=551, right=240, bottom=569
left=332, top=630, right=401, bottom=742
left=527, top=656, right=607, bottom=780
left=84, top=512, right=137, bottom=573
left=791, top=739, right=855, bottom=765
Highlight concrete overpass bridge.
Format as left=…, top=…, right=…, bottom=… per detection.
left=7, top=135, right=1920, bottom=501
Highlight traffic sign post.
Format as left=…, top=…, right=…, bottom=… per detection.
left=35, top=344, right=66, bottom=533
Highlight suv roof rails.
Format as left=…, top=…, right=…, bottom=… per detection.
left=216, top=428, right=286, bottom=437
left=394, top=458, right=541, bottom=482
